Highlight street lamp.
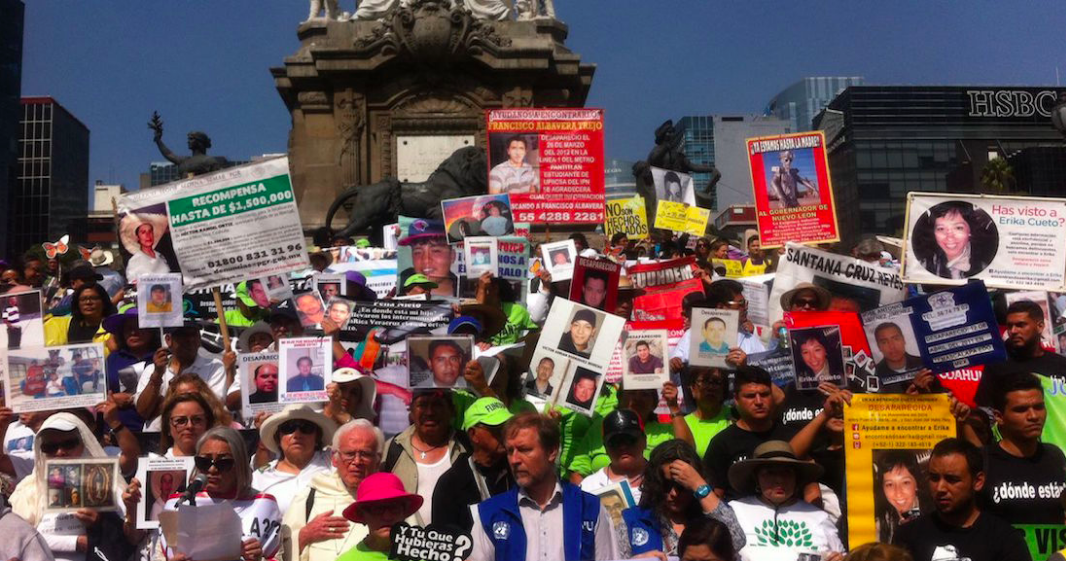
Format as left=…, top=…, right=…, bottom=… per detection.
left=1051, top=93, right=1066, bottom=138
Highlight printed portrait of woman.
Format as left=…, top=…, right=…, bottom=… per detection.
left=911, top=200, right=998, bottom=280
left=873, top=450, right=932, bottom=543
left=120, top=213, right=174, bottom=280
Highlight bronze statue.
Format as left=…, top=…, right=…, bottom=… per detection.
left=633, top=119, right=722, bottom=214
left=318, top=146, right=488, bottom=245
left=148, top=111, right=230, bottom=177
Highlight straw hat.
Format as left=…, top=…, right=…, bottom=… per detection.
left=258, top=404, right=336, bottom=455
left=779, top=282, right=831, bottom=311
left=330, top=367, right=377, bottom=421
left=727, top=440, right=824, bottom=496
left=119, top=213, right=169, bottom=255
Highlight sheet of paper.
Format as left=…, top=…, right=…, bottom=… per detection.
left=160, top=503, right=243, bottom=561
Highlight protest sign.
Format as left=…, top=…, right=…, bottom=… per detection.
left=292, top=291, right=326, bottom=329
left=748, top=131, right=840, bottom=248
left=740, top=275, right=773, bottom=328
left=313, top=274, right=346, bottom=301
left=1005, top=291, right=1058, bottom=351
left=768, top=242, right=906, bottom=324
left=535, top=299, right=625, bottom=415
left=0, top=290, right=43, bottom=349
left=3, top=343, right=106, bottom=412
left=712, top=259, right=744, bottom=278
left=388, top=522, right=472, bottom=561
left=747, top=348, right=796, bottom=388
left=524, top=350, right=569, bottom=399
left=463, top=237, right=497, bottom=279
left=621, top=329, right=669, bottom=390
left=345, top=300, right=453, bottom=338
left=135, top=456, right=194, bottom=529
left=651, top=167, right=695, bottom=207
left=590, top=480, right=636, bottom=530
left=278, top=337, right=331, bottom=404
left=569, top=257, right=621, bottom=312
left=605, top=320, right=684, bottom=384
left=541, top=240, right=576, bottom=282
left=789, top=325, right=846, bottom=390
left=689, top=309, right=739, bottom=368
left=785, top=310, right=874, bottom=391
left=861, top=281, right=1006, bottom=375
left=407, top=335, right=473, bottom=389
left=654, top=200, right=710, bottom=237
left=902, top=193, right=1066, bottom=291
left=441, top=194, right=515, bottom=243
left=487, top=108, right=605, bottom=224
left=457, top=236, right=530, bottom=303
left=844, top=393, right=954, bottom=547
left=260, top=273, right=294, bottom=302
left=1015, top=525, right=1066, bottom=561
left=629, top=257, right=703, bottom=322
left=137, top=274, right=184, bottom=328
left=604, top=196, right=649, bottom=240
left=118, top=158, right=309, bottom=289
left=44, top=458, right=120, bottom=513
left=240, top=353, right=281, bottom=417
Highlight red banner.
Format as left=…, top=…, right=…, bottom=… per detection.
left=486, top=108, right=605, bottom=224
left=748, top=131, right=840, bottom=248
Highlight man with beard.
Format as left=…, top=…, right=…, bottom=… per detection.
left=432, top=398, right=516, bottom=533
left=974, top=300, right=1066, bottom=408
left=249, top=363, right=280, bottom=404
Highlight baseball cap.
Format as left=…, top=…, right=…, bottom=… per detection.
left=404, top=274, right=439, bottom=289
left=602, top=409, right=644, bottom=448
left=448, top=315, right=483, bottom=335
left=398, top=219, right=446, bottom=246
left=355, top=239, right=371, bottom=248
left=462, top=397, right=514, bottom=431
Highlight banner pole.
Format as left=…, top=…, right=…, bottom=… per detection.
left=212, top=287, right=232, bottom=352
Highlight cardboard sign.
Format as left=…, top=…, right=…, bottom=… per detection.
left=604, top=196, right=649, bottom=240
left=654, top=199, right=710, bottom=237
left=569, top=257, right=621, bottom=312
left=389, top=522, right=472, bottom=561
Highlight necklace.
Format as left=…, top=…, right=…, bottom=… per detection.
left=412, top=439, right=445, bottom=460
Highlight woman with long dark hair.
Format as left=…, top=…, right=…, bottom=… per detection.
left=874, top=451, right=930, bottom=543
left=45, top=283, right=117, bottom=347
left=912, top=200, right=997, bottom=279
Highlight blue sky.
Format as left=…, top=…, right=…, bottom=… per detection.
left=19, top=1, right=1066, bottom=193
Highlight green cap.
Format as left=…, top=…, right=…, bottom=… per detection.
left=462, top=397, right=513, bottom=431
left=355, top=239, right=371, bottom=248
left=404, top=274, right=439, bottom=289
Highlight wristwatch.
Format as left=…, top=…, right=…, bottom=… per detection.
left=693, top=484, right=712, bottom=499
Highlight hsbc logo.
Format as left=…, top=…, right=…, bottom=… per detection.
left=967, top=90, right=1061, bottom=118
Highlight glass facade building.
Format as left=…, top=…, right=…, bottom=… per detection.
left=767, top=77, right=864, bottom=131
left=815, top=86, right=1066, bottom=246
left=0, top=0, right=24, bottom=257
left=14, top=97, right=90, bottom=255
left=675, top=116, right=716, bottom=208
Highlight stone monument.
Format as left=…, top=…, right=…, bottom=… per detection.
left=148, top=111, right=231, bottom=177
left=633, top=119, right=722, bottom=222
left=273, top=0, right=595, bottom=232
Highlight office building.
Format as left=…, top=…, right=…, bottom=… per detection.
left=674, top=116, right=716, bottom=208
left=815, top=86, right=1066, bottom=246
left=146, top=161, right=181, bottom=187
left=767, top=76, right=864, bottom=131
left=713, top=205, right=757, bottom=243
left=13, top=97, right=90, bottom=255
left=1007, top=147, right=1066, bottom=198
left=711, top=115, right=791, bottom=211
left=605, top=157, right=637, bottom=198
left=0, top=0, right=24, bottom=257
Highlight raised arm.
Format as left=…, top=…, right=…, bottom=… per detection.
left=148, top=111, right=182, bottom=166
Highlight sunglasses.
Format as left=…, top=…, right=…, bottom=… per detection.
left=41, top=438, right=81, bottom=455
left=194, top=455, right=235, bottom=472
left=279, top=420, right=318, bottom=436
left=793, top=297, right=820, bottom=309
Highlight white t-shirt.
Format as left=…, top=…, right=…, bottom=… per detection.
left=415, top=453, right=453, bottom=525
left=579, top=467, right=643, bottom=505
left=251, top=450, right=332, bottom=516
left=729, top=496, right=843, bottom=561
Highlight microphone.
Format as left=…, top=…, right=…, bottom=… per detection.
left=182, top=474, right=208, bottom=506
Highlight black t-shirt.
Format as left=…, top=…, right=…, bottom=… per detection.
left=779, top=384, right=826, bottom=429
left=702, top=421, right=797, bottom=500
left=981, top=442, right=1066, bottom=524
left=974, top=352, right=1066, bottom=407
left=893, top=511, right=1032, bottom=561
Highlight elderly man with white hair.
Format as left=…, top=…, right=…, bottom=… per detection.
left=281, top=419, right=384, bottom=561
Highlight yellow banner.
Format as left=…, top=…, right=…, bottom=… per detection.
left=604, top=196, right=649, bottom=240
left=712, top=259, right=744, bottom=278
left=654, top=200, right=710, bottom=237
left=844, top=393, right=955, bottom=547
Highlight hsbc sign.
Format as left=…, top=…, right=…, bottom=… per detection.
left=966, top=89, right=1062, bottom=118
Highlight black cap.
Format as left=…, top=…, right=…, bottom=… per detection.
left=602, top=409, right=644, bottom=447
left=572, top=308, right=598, bottom=328
left=268, top=300, right=299, bottom=323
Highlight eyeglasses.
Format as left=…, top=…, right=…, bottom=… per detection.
left=337, top=450, right=378, bottom=464
left=41, top=438, right=81, bottom=455
left=171, top=415, right=207, bottom=428
left=194, top=455, right=235, bottom=472
left=279, top=420, right=318, bottom=436
left=78, top=295, right=103, bottom=303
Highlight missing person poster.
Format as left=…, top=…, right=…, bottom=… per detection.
left=789, top=325, right=846, bottom=390
left=278, top=337, right=331, bottom=404
left=119, top=158, right=309, bottom=289
left=604, top=196, right=649, bottom=241
left=902, top=193, right=1066, bottom=291
left=860, top=281, right=1006, bottom=375
left=651, top=167, right=696, bottom=206
left=689, top=309, right=739, bottom=368
left=654, top=200, right=711, bottom=237
left=748, top=131, right=840, bottom=248
left=541, top=240, right=577, bottom=282
left=44, top=458, right=120, bottom=513
left=441, top=194, right=515, bottom=243
left=3, top=343, right=107, bottom=412
left=137, top=273, right=184, bottom=328
left=844, top=393, right=954, bottom=547
left=135, top=456, right=194, bottom=529
left=240, top=353, right=282, bottom=417
left=1005, top=291, right=1058, bottom=352
left=768, top=242, right=906, bottom=324
left=463, top=237, right=498, bottom=279
left=621, top=328, right=669, bottom=390
left=569, top=257, right=621, bottom=312
left=407, top=335, right=473, bottom=389
left=785, top=311, right=875, bottom=392
left=487, top=108, right=605, bottom=224
left=629, top=257, right=704, bottom=322
left=344, top=300, right=454, bottom=340
left=395, top=215, right=460, bottom=299
left=0, top=290, right=44, bottom=349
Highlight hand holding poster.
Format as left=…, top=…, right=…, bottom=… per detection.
left=3, top=343, right=107, bottom=412
left=689, top=309, right=739, bottom=368
left=463, top=237, right=498, bottom=279
left=44, top=458, right=120, bottom=513
left=541, top=240, right=577, bottom=282
left=135, top=456, right=194, bottom=529
left=240, top=353, right=281, bottom=417
left=569, top=257, right=621, bottom=312
left=138, top=274, right=184, bottom=328
left=785, top=310, right=875, bottom=391
left=604, top=196, right=649, bottom=240
left=748, top=131, right=840, bottom=247
left=903, top=193, right=1066, bottom=290
left=628, top=257, right=704, bottom=322
left=789, top=325, right=846, bottom=390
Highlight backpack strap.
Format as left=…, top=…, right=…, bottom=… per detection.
left=304, top=487, right=317, bottom=521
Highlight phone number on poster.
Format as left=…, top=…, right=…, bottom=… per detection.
left=515, top=211, right=601, bottom=223
left=206, top=243, right=303, bottom=270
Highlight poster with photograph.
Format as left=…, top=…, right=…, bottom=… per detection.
left=441, top=194, right=515, bottom=243
left=239, top=353, right=282, bottom=417
left=324, top=297, right=354, bottom=331
left=902, top=193, right=1066, bottom=291
left=845, top=393, right=954, bottom=547
left=3, top=343, right=107, bottom=412
left=748, top=131, right=840, bottom=248
left=604, top=196, right=649, bottom=241
left=628, top=257, right=703, bottom=322
left=118, top=158, right=309, bottom=289
left=1005, top=291, right=1058, bottom=352
left=135, top=456, right=193, bottom=529
left=654, top=200, right=711, bottom=237
left=463, top=237, right=498, bottom=279
left=541, top=240, right=577, bottom=282
left=768, top=242, right=906, bottom=325
left=557, top=363, right=605, bottom=416
left=785, top=310, right=875, bottom=392
left=44, top=458, right=120, bottom=513
left=137, top=273, right=184, bottom=328
left=688, top=309, right=739, bottom=369
left=395, top=216, right=460, bottom=299
left=858, top=308, right=925, bottom=390
left=569, top=257, right=621, bottom=312
left=651, top=167, right=695, bottom=207
left=0, top=290, right=44, bottom=349
left=524, top=350, right=569, bottom=399
left=487, top=108, right=606, bottom=224
left=861, top=281, right=1006, bottom=374
left=789, top=325, right=846, bottom=390
left=260, top=272, right=294, bottom=302
left=313, top=274, right=346, bottom=302
left=589, top=480, right=636, bottom=530
left=278, top=337, right=331, bottom=404
left=407, top=335, right=473, bottom=389
left=621, top=329, right=669, bottom=390
left=291, top=291, right=326, bottom=329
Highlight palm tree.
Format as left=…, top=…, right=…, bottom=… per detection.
left=980, top=157, right=1015, bottom=194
